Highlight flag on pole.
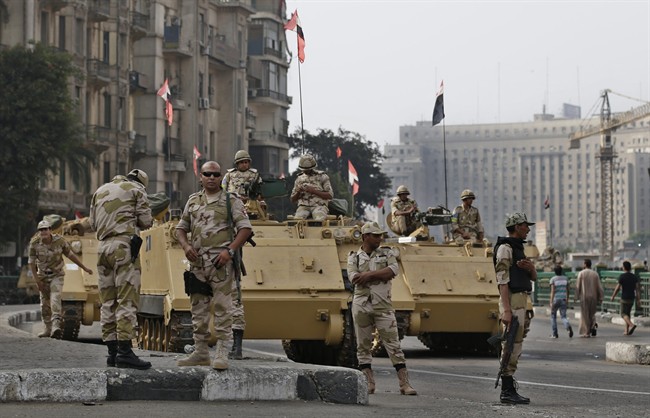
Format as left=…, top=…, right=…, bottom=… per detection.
left=193, top=145, right=202, bottom=177
left=348, top=160, right=359, bottom=196
left=336, top=146, right=342, bottom=159
left=377, top=199, right=384, bottom=209
left=432, top=80, right=445, bottom=126
left=284, top=9, right=305, bottom=63
left=157, top=78, right=173, bottom=126
left=544, top=195, right=550, bottom=210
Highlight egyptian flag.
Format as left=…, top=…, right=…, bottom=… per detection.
left=193, top=145, right=201, bottom=177
left=157, top=78, right=173, bottom=126
left=348, top=160, right=359, bottom=196
left=432, top=80, right=445, bottom=126
left=544, top=195, right=550, bottom=210
left=284, top=10, right=305, bottom=63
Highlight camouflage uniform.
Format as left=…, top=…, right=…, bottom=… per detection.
left=222, top=168, right=261, bottom=331
left=28, top=234, right=72, bottom=330
left=390, top=197, right=420, bottom=235
left=348, top=246, right=404, bottom=366
left=291, top=170, right=333, bottom=221
left=451, top=205, right=484, bottom=244
left=89, top=175, right=152, bottom=342
left=176, top=189, right=252, bottom=346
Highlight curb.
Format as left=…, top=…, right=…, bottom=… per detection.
left=606, top=341, right=650, bottom=365
left=532, top=306, right=649, bottom=327
left=0, top=310, right=368, bottom=404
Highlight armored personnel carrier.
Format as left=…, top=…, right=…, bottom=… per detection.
left=137, top=206, right=501, bottom=368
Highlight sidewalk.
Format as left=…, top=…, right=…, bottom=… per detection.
left=532, top=305, right=650, bottom=365
left=0, top=306, right=367, bottom=403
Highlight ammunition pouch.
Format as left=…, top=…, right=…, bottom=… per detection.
left=183, top=271, right=213, bottom=297
left=130, top=235, right=143, bottom=263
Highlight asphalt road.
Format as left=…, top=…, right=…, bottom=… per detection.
left=3, top=307, right=649, bottom=417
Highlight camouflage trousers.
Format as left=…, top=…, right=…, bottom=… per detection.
left=231, top=278, right=245, bottom=331
left=38, top=274, right=63, bottom=325
left=352, top=296, right=405, bottom=366
left=189, top=254, right=234, bottom=344
left=453, top=229, right=479, bottom=245
left=97, top=238, right=141, bottom=342
left=295, top=205, right=328, bottom=221
left=498, top=292, right=531, bottom=376
left=391, top=216, right=420, bottom=236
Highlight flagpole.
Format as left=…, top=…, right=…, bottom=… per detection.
left=298, top=59, right=305, bottom=154
left=166, top=123, right=171, bottom=198
left=442, top=118, right=448, bottom=209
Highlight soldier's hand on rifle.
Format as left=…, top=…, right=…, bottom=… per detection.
left=182, top=244, right=199, bottom=263
left=501, top=309, right=513, bottom=326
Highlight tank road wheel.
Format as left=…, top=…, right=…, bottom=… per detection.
left=141, top=318, right=151, bottom=350
left=166, top=311, right=194, bottom=353
left=153, top=319, right=162, bottom=351
left=61, top=302, right=82, bottom=341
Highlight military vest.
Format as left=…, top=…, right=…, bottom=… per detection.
left=493, top=236, right=532, bottom=293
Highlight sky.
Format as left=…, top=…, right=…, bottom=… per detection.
left=283, top=0, right=650, bottom=148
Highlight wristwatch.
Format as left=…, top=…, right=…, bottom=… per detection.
left=227, top=248, right=236, bottom=258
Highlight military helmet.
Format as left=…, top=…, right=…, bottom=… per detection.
left=396, top=185, right=410, bottom=195
left=234, top=150, right=251, bottom=164
left=298, top=154, right=317, bottom=170
left=127, top=169, right=149, bottom=188
left=461, top=189, right=476, bottom=200
left=37, top=220, right=51, bottom=230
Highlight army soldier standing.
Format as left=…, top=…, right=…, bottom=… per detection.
left=451, top=189, right=485, bottom=244
left=389, top=185, right=421, bottom=236
left=493, top=212, right=537, bottom=404
left=89, top=169, right=152, bottom=369
left=348, top=222, right=417, bottom=396
left=176, top=161, right=252, bottom=370
left=290, top=154, right=333, bottom=221
left=28, top=219, right=93, bottom=339
left=221, top=149, right=261, bottom=359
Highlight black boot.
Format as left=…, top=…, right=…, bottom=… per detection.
left=229, top=329, right=244, bottom=360
left=116, top=340, right=152, bottom=370
left=106, top=340, right=118, bottom=367
left=500, top=375, right=530, bottom=404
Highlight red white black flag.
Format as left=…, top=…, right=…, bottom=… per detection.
left=284, top=10, right=305, bottom=63
left=432, top=80, right=445, bottom=127
left=157, top=78, right=173, bottom=126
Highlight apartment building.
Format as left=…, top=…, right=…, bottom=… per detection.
left=0, top=0, right=291, bottom=216
left=383, top=112, right=650, bottom=253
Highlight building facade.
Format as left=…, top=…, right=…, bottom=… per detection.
left=383, top=112, right=650, bottom=255
left=0, top=0, right=291, bottom=216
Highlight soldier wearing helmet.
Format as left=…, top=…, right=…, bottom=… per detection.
left=389, top=185, right=421, bottom=236
left=451, top=189, right=485, bottom=244
left=89, top=169, right=153, bottom=370
left=28, top=219, right=94, bottom=339
left=290, top=154, right=333, bottom=221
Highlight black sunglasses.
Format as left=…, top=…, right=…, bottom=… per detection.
left=201, top=172, right=221, bottom=178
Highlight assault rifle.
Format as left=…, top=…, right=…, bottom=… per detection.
left=491, top=316, right=519, bottom=388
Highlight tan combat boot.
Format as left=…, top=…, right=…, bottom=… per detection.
left=177, top=342, right=211, bottom=367
left=362, top=368, right=376, bottom=394
left=38, top=323, right=52, bottom=338
left=397, top=367, right=417, bottom=395
left=50, top=320, right=62, bottom=339
left=212, top=340, right=229, bottom=370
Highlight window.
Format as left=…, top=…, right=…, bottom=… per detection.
left=75, top=18, right=84, bottom=54
left=41, top=12, right=49, bottom=44
left=103, top=92, right=111, bottom=127
left=102, top=31, right=110, bottom=63
left=58, top=16, right=66, bottom=50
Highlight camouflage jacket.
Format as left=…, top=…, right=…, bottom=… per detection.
left=347, top=246, right=400, bottom=311
left=28, top=234, right=71, bottom=277
left=221, top=168, right=262, bottom=198
left=89, top=175, right=153, bottom=241
left=451, top=205, right=484, bottom=235
left=390, top=197, right=418, bottom=217
left=291, top=170, right=333, bottom=207
left=176, top=189, right=252, bottom=266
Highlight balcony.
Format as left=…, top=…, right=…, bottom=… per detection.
left=205, top=34, right=241, bottom=69
left=209, top=0, right=255, bottom=13
left=130, top=11, right=150, bottom=40
left=133, top=133, right=147, bottom=156
left=86, top=125, right=112, bottom=151
left=38, top=189, right=88, bottom=212
left=245, top=108, right=256, bottom=129
left=248, top=88, right=292, bottom=106
left=163, top=25, right=192, bottom=57
left=129, top=70, right=147, bottom=93
left=42, top=0, right=74, bottom=12
left=164, top=154, right=187, bottom=172
left=86, top=59, right=111, bottom=87
left=88, top=0, right=110, bottom=22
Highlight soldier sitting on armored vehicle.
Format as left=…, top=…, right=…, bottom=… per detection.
left=222, top=150, right=266, bottom=220
left=290, top=154, right=333, bottom=221
left=451, top=189, right=486, bottom=245
left=534, top=246, right=563, bottom=272
left=388, top=185, right=423, bottom=236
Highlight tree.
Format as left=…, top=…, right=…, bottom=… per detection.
left=0, top=44, right=93, bottom=247
left=287, top=127, right=392, bottom=218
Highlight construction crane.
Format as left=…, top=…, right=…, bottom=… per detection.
left=569, top=90, right=650, bottom=260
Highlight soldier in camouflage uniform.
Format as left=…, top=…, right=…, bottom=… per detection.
left=451, top=189, right=485, bottom=244
left=390, top=185, right=421, bottom=236
left=348, top=222, right=417, bottom=396
left=221, top=150, right=261, bottom=359
left=176, top=161, right=252, bottom=370
left=28, top=219, right=93, bottom=339
left=89, top=169, right=152, bottom=369
left=290, top=154, right=333, bottom=221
